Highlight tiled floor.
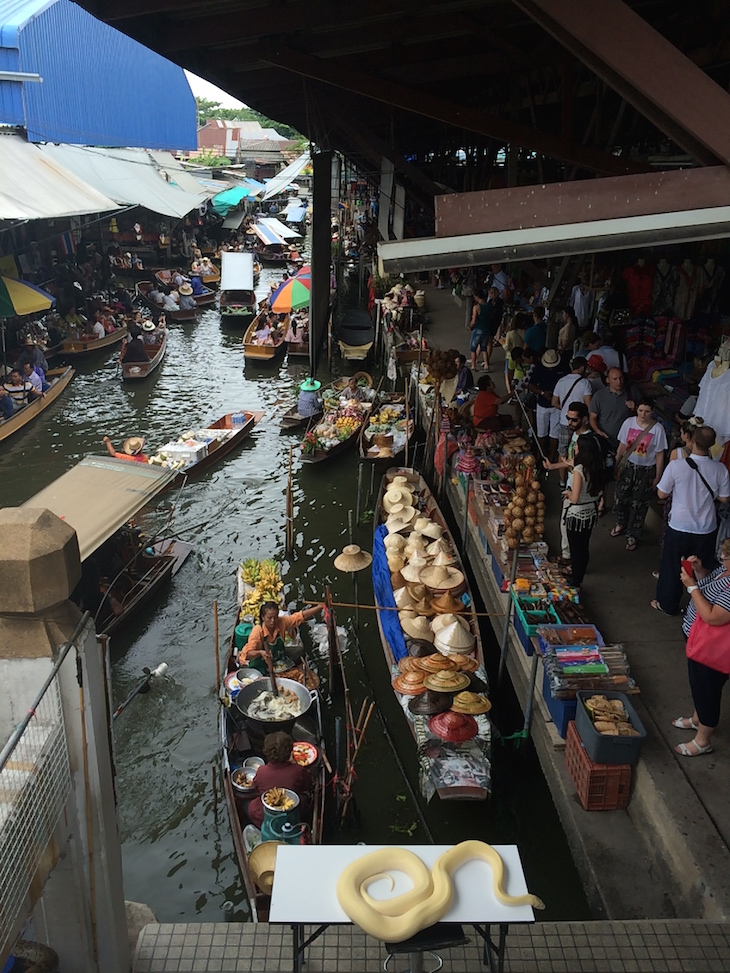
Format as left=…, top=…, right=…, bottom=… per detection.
left=134, top=920, right=730, bottom=972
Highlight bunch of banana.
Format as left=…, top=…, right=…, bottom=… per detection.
left=240, top=558, right=261, bottom=585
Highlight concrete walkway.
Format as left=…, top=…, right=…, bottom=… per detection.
left=417, top=282, right=730, bottom=917
left=134, top=919, right=730, bottom=972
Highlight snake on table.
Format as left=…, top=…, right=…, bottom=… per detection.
left=336, top=840, right=545, bottom=941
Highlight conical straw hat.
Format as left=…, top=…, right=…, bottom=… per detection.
left=398, top=609, right=417, bottom=624
left=425, top=539, right=454, bottom=560
left=406, top=583, right=427, bottom=600
left=398, top=656, right=424, bottom=674
left=400, top=615, right=434, bottom=642
left=431, top=613, right=470, bottom=634
left=431, top=591, right=466, bottom=614
left=408, top=689, right=453, bottom=715
left=384, top=533, right=406, bottom=552
left=411, top=596, right=434, bottom=616
left=387, top=554, right=406, bottom=573
left=434, top=620, right=475, bottom=653
left=451, top=655, right=480, bottom=673
left=428, top=709, right=478, bottom=740
left=412, top=517, right=432, bottom=534
left=385, top=510, right=415, bottom=534
left=334, top=544, right=372, bottom=572
left=433, top=550, right=457, bottom=567
left=420, top=564, right=465, bottom=591
left=421, top=521, right=444, bottom=540
left=393, top=586, right=416, bottom=609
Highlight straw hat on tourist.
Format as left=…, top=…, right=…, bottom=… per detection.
left=541, top=349, right=560, bottom=369
left=142, top=320, right=156, bottom=332
left=122, top=436, right=146, bottom=455
left=179, top=283, right=194, bottom=296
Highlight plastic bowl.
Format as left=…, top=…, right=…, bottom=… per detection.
left=231, top=766, right=258, bottom=795
left=261, top=788, right=300, bottom=813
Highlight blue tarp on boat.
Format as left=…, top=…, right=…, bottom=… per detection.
left=372, top=523, right=408, bottom=663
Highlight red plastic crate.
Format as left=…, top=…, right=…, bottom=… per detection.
left=564, top=722, right=632, bottom=811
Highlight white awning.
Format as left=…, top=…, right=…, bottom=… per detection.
left=23, top=455, right=175, bottom=561
left=262, top=151, right=311, bottom=200
left=37, top=144, right=207, bottom=219
left=0, top=134, right=119, bottom=219
left=148, top=151, right=222, bottom=198
left=378, top=206, right=730, bottom=273
left=221, top=251, right=254, bottom=290
left=258, top=216, right=301, bottom=240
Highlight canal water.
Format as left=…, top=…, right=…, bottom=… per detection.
left=0, top=266, right=590, bottom=924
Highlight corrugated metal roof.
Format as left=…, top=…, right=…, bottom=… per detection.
left=0, top=0, right=196, bottom=149
left=0, top=132, right=119, bottom=218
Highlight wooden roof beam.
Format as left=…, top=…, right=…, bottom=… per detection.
left=259, top=44, right=646, bottom=176
left=511, top=0, right=730, bottom=166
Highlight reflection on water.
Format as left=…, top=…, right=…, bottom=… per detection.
left=0, top=265, right=590, bottom=923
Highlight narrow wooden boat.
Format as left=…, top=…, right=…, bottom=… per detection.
left=279, top=374, right=373, bottom=432
left=96, top=539, right=192, bottom=636
left=136, top=281, right=196, bottom=322
left=336, top=308, right=375, bottom=362
left=300, top=404, right=374, bottom=464
left=372, top=467, right=491, bottom=802
left=220, top=251, right=257, bottom=328
left=220, top=560, right=326, bottom=921
left=0, top=365, right=75, bottom=444
left=156, top=411, right=265, bottom=487
left=58, top=326, right=128, bottom=357
left=286, top=338, right=309, bottom=359
left=155, top=270, right=217, bottom=307
left=191, top=262, right=220, bottom=287
left=358, top=392, right=415, bottom=468
left=243, top=312, right=287, bottom=364
left=122, top=330, right=167, bottom=380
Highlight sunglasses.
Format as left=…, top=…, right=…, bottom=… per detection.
left=566, top=416, right=581, bottom=423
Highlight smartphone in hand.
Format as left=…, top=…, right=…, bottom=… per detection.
left=681, top=558, right=694, bottom=578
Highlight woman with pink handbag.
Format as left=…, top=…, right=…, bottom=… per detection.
left=674, top=538, right=730, bottom=756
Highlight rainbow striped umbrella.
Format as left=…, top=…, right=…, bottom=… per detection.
left=269, top=274, right=311, bottom=312
left=0, top=275, right=55, bottom=317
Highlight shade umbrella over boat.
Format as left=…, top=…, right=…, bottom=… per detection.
left=0, top=275, right=55, bottom=317
left=294, top=265, right=311, bottom=279
left=269, top=275, right=311, bottom=312
left=210, top=186, right=249, bottom=217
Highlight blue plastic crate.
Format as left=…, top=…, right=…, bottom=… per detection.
left=542, top=667, right=577, bottom=739
left=513, top=608, right=534, bottom=655
left=491, top=554, right=505, bottom=588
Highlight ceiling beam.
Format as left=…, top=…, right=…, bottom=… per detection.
left=259, top=44, right=646, bottom=176
left=510, top=0, right=730, bottom=166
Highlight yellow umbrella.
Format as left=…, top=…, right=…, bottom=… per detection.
left=0, top=275, right=55, bottom=317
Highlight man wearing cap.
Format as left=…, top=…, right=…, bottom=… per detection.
left=525, top=349, right=568, bottom=460
left=297, top=378, right=322, bottom=418
left=551, top=357, right=593, bottom=484
left=103, top=435, right=149, bottom=463
left=178, top=283, right=196, bottom=311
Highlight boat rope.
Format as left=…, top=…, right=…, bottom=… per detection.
left=328, top=600, right=507, bottom=619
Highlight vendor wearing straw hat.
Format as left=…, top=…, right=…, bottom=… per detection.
left=297, top=377, right=322, bottom=417
left=103, top=435, right=149, bottom=464
left=238, top=601, right=323, bottom=672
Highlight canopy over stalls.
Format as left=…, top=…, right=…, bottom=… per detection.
left=0, top=134, right=119, bottom=219
left=220, top=251, right=254, bottom=290
left=37, top=144, right=207, bottom=218
left=283, top=206, right=306, bottom=223
left=257, top=217, right=301, bottom=241
left=22, top=456, right=175, bottom=562
left=261, top=151, right=311, bottom=200
left=210, top=185, right=249, bottom=217
left=147, top=151, right=221, bottom=197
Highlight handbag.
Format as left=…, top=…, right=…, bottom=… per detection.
left=686, top=614, right=730, bottom=674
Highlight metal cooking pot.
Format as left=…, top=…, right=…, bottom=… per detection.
left=235, top=677, right=313, bottom=736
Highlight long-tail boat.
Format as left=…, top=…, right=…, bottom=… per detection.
left=0, top=366, right=75, bottom=444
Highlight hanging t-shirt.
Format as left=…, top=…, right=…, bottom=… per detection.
left=618, top=417, right=668, bottom=467
left=696, top=362, right=730, bottom=445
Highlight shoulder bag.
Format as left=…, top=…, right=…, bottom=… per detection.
left=686, top=612, right=730, bottom=675
left=615, top=422, right=657, bottom=479
left=558, top=375, right=584, bottom=410
left=686, top=456, right=716, bottom=500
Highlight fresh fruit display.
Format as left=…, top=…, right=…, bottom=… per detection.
left=301, top=398, right=371, bottom=453
left=425, top=348, right=460, bottom=383
left=238, top=558, right=284, bottom=619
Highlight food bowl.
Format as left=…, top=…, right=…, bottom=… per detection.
left=237, top=666, right=264, bottom=686
left=231, top=766, right=258, bottom=795
left=243, top=755, right=265, bottom=771
left=261, top=787, right=300, bottom=814
left=291, top=741, right=318, bottom=767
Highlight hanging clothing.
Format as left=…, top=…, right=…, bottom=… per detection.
left=622, top=264, right=654, bottom=318
left=698, top=263, right=726, bottom=314
left=673, top=263, right=702, bottom=320
left=652, top=263, right=679, bottom=316
left=569, top=285, right=595, bottom=329
left=695, top=362, right=730, bottom=444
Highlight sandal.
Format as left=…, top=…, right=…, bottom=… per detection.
left=650, top=599, right=679, bottom=616
left=610, top=526, right=625, bottom=537
left=675, top=740, right=714, bottom=757
left=672, top=717, right=698, bottom=730
left=626, top=537, right=637, bottom=552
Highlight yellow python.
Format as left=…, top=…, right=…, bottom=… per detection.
left=336, top=840, right=545, bottom=941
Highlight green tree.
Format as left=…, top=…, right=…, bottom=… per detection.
left=195, top=96, right=304, bottom=141
left=187, top=149, right=231, bottom=167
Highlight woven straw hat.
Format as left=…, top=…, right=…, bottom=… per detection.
left=390, top=569, right=406, bottom=589
left=391, top=475, right=411, bottom=489
left=420, top=564, right=465, bottom=591
left=451, top=691, right=492, bottom=715
left=407, top=638, right=437, bottom=658
left=392, top=669, right=427, bottom=695
left=451, top=655, right=480, bottom=673
left=393, top=586, right=416, bottom=610
left=431, top=613, right=470, bottom=634
left=404, top=534, right=427, bottom=557
left=428, top=710, right=478, bottom=741
left=383, top=487, right=414, bottom=512
left=421, top=521, right=444, bottom=540
left=412, top=517, right=432, bottom=534
left=385, top=505, right=416, bottom=534
left=398, top=656, right=424, bottom=674
left=334, top=545, right=372, bottom=572
left=384, top=533, right=406, bottom=552
left=434, top=620, right=476, bottom=654
left=408, top=689, right=453, bottom=716
left=398, top=609, right=417, bottom=624
left=406, top=583, right=427, bottom=600
left=400, top=615, right=434, bottom=642
left=423, top=670, right=471, bottom=693
left=411, top=596, right=434, bottom=616
left=122, top=436, right=146, bottom=455
left=418, top=652, right=458, bottom=673
left=387, top=554, right=406, bottom=573
left=401, top=553, right=429, bottom=583
left=249, top=841, right=284, bottom=894
left=425, top=539, right=455, bottom=561
left=433, top=551, right=458, bottom=568
left=430, top=591, right=465, bottom=614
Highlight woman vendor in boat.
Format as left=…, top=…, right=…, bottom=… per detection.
left=341, top=376, right=367, bottom=404
left=297, top=378, right=322, bottom=417
left=238, top=600, right=324, bottom=673
left=246, top=732, right=314, bottom=829
left=103, top=435, right=149, bottom=464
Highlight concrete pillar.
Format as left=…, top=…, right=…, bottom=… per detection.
left=0, top=508, right=130, bottom=973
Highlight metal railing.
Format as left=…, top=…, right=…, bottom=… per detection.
left=0, top=614, right=89, bottom=955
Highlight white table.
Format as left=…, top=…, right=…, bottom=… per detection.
left=270, top=844, right=536, bottom=973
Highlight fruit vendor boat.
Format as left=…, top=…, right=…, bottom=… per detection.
left=279, top=373, right=372, bottom=433
left=146, top=411, right=265, bottom=486
left=300, top=376, right=376, bottom=464
left=0, top=365, right=75, bottom=444
left=121, top=329, right=167, bottom=380
left=358, top=391, right=415, bottom=467
left=372, top=467, right=491, bottom=801
left=136, top=282, right=196, bottom=322
left=219, top=558, right=327, bottom=921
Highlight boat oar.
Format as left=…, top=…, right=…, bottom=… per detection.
left=112, top=663, right=168, bottom=721
left=265, top=651, right=279, bottom=696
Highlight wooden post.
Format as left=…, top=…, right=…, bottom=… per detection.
left=498, top=538, right=521, bottom=689
left=460, top=473, right=470, bottom=556
left=213, top=599, right=220, bottom=684
left=285, top=445, right=294, bottom=554
left=355, top=462, right=364, bottom=525
left=404, top=377, right=411, bottom=467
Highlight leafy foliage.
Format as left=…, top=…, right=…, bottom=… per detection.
left=187, top=149, right=231, bottom=167
left=195, top=97, right=304, bottom=141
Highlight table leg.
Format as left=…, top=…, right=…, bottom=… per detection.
left=291, top=924, right=302, bottom=973
left=474, top=923, right=509, bottom=973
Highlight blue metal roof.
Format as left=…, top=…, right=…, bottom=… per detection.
left=0, top=0, right=196, bottom=149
